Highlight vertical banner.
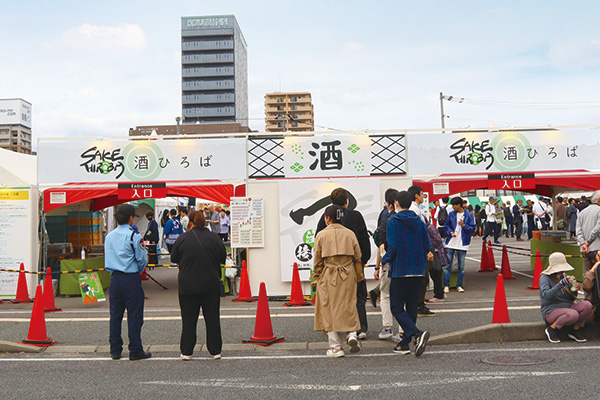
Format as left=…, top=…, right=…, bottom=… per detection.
left=0, top=188, right=33, bottom=298
left=230, top=197, right=264, bottom=248
left=78, top=272, right=106, bottom=303
left=279, top=178, right=380, bottom=282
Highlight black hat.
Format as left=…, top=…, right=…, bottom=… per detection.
left=117, top=205, right=138, bottom=219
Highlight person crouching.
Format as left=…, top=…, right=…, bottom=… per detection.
left=540, top=252, right=594, bottom=343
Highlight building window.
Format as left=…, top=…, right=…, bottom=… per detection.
left=291, top=105, right=298, bottom=110
left=292, top=122, right=298, bottom=127
left=291, top=97, right=298, bottom=102
left=292, top=114, right=299, bottom=119
left=277, top=98, right=283, bottom=103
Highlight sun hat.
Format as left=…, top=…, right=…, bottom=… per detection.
left=541, top=252, right=574, bottom=275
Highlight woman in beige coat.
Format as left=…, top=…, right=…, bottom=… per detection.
left=313, top=205, right=364, bottom=358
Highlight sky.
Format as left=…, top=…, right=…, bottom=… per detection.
left=2, top=1, right=600, bottom=143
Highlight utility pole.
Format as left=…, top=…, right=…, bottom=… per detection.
left=439, top=92, right=446, bottom=130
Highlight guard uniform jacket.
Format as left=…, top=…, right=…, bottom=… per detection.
left=105, top=224, right=148, bottom=274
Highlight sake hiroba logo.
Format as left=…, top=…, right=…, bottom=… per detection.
left=491, top=132, right=532, bottom=172
left=123, top=141, right=164, bottom=181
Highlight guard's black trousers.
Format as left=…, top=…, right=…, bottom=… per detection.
left=179, top=293, right=222, bottom=357
left=356, top=280, right=368, bottom=334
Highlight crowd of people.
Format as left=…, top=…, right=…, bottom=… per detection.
left=102, top=190, right=600, bottom=361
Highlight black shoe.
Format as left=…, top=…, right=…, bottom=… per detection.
left=568, top=329, right=587, bottom=343
left=418, top=306, right=436, bottom=317
left=129, top=351, right=152, bottom=361
left=413, top=330, right=430, bottom=357
left=110, top=353, right=121, bottom=360
left=369, top=290, right=378, bottom=308
left=545, top=327, right=560, bottom=343
left=392, top=342, right=410, bottom=355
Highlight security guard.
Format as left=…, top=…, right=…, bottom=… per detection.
left=105, top=204, right=151, bottom=360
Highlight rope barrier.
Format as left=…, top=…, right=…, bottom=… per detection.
left=0, top=263, right=241, bottom=275
left=487, top=243, right=583, bottom=258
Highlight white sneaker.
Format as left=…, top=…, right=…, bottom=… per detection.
left=347, top=335, right=361, bottom=353
left=357, top=332, right=367, bottom=340
left=210, top=353, right=222, bottom=360
left=391, top=332, right=404, bottom=343
left=180, top=354, right=192, bottom=361
left=444, top=286, right=450, bottom=293
left=326, top=348, right=345, bottom=358
left=378, top=328, right=393, bottom=340
left=457, top=286, right=465, bottom=293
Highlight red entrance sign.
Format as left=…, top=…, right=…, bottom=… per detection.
left=118, top=183, right=167, bottom=200
left=488, top=174, right=535, bottom=190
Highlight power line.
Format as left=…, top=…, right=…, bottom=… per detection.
left=442, top=95, right=600, bottom=110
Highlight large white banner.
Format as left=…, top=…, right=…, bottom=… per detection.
left=279, top=178, right=380, bottom=282
left=407, top=129, right=600, bottom=175
left=0, top=188, right=34, bottom=298
left=283, top=135, right=372, bottom=178
left=38, top=137, right=247, bottom=184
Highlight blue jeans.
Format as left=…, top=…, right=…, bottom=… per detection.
left=444, top=248, right=466, bottom=288
left=109, top=272, right=145, bottom=356
left=390, top=277, right=423, bottom=344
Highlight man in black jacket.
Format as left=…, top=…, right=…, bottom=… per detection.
left=144, top=211, right=160, bottom=266
left=316, top=188, right=371, bottom=339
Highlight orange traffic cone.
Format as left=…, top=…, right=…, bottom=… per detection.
left=233, top=260, right=256, bottom=302
left=527, top=250, right=543, bottom=290
left=284, top=263, right=311, bottom=307
left=243, top=282, right=285, bottom=346
left=478, top=241, right=492, bottom=272
left=42, top=267, right=62, bottom=313
left=500, top=246, right=516, bottom=280
left=140, top=268, right=149, bottom=281
left=487, top=240, right=498, bottom=270
left=11, top=263, right=32, bottom=303
left=19, top=285, right=56, bottom=347
left=492, top=274, right=510, bottom=324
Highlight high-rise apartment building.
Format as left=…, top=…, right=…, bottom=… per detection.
left=265, top=92, right=314, bottom=132
left=0, top=99, right=32, bottom=154
left=181, top=15, right=248, bottom=126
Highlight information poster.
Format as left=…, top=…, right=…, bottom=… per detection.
left=230, top=197, right=264, bottom=248
left=0, top=188, right=32, bottom=299
left=78, top=272, right=106, bottom=303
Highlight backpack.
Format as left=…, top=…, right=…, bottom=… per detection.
left=437, top=205, right=449, bottom=226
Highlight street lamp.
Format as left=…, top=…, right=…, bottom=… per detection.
left=175, top=116, right=181, bottom=135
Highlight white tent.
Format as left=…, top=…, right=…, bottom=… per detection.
left=0, top=148, right=39, bottom=298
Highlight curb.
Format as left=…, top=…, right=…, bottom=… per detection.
left=0, top=340, right=43, bottom=353
left=429, top=321, right=600, bottom=345
left=3, top=322, right=599, bottom=354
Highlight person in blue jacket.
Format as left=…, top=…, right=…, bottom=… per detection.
left=105, top=204, right=150, bottom=360
left=381, top=191, right=432, bottom=357
left=163, top=208, right=183, bottom=253
left=443, top=196, right=476, bottom=293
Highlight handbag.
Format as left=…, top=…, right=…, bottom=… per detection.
left=427, top=251, right=442, bottom=272
left=191, top=229, right=226, bottom=297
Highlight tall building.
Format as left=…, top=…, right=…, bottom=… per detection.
left=0, top=99, right=32, bottom=154
left=181, top=15, right=248, bottom=126
left=265, top=92, right=314, bottom=132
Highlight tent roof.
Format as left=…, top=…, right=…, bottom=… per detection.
left=43, top=181, right=245, bottom=212
left=414, top=170, right=600, bottom=203
left=0, top=148, right=37, bottom=186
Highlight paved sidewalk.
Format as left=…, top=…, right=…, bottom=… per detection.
left=1, top=236, right=597, bottom=354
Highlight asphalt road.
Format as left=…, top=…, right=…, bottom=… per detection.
left=1, top=341, right=599, bottom=399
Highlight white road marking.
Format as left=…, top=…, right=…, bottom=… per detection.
left=465, top=256, right=534, bottom=278
left=0, top=305, right=541, bottom=322
left=0, top=345, right=598, bottom=362
left=142, top=371, right=569, bottom=391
